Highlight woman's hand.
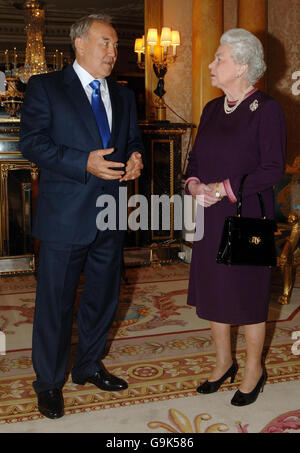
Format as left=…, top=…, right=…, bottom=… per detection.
left=188, top=181, right=226, bottom=207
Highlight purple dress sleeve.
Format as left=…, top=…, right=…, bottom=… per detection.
left=185, top=102, right=214, bottom=180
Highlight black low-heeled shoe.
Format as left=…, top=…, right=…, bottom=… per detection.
left=197, top=362, right=238, bottom=394
left=231, top=370, right=267, bottom=406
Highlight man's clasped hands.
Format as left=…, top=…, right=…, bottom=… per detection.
left=87, top=148, right=143, bottom=182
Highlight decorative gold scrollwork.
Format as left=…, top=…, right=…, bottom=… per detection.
left=250, top=236, right=262, bottom=245
left=30, top=163, right=40, bottom=180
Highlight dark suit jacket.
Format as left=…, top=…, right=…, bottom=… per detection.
left=20, top=65, right=144, bottom=245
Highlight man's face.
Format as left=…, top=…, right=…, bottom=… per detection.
left=75, top=20, right=118, bottom=79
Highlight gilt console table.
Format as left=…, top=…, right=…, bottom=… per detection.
left=0, top=117, right=37, bottom=275
left=136, top=121, right=189, bottom=263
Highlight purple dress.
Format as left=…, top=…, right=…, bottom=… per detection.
left=186, top=90, right=286, bottom=325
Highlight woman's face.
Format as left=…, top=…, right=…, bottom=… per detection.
left=209, top=44, right=244, bottom=91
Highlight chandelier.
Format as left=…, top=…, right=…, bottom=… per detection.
left=18, top=0, right=48, bottom=83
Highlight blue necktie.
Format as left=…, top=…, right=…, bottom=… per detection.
left=89, top=80, right=111, bottom=149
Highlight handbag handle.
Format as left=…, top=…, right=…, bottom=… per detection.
left=237, top=174, right=266, bottom=219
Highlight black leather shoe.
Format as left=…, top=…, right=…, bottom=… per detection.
left=73, top=364, right=128, bottom=391
left=231, top=370, right=267, bottom=406
left=197, top=362, right=238, bottom=394
left=37, top=389, right=64, bottom=419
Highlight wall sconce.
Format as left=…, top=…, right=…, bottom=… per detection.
left=134, top=36, right=145, bottom=67
left=134, top=27, right=180, bottom=121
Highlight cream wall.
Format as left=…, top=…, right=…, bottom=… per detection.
left=268, top=0, right=300, bottom=164
left=162, top=0, right=193, bottom=170
left=163, top=0, right=238, bottom=127
left=224, top=0, right=238, bottom=30
left=163, top=0, right=193, bottom=126
left=161, top=0, right=238, bottom=168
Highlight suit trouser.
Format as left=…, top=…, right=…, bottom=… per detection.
left=32, top=229, right=124, bottom=393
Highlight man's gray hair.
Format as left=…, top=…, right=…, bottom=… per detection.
left=70, top=14, right=112, bottom=52
left=220, top=28, right=266, bottom=84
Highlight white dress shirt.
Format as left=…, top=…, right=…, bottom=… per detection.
left=73, top=60, right=112, bottom=132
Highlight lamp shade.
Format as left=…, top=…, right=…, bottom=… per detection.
left=134, top=38, right=143, bottom=53
left=171, top=30, right=180, bottom=46
left=147, top=28, right=158, bottom=45
left=160, top=27, right=172, bottom=46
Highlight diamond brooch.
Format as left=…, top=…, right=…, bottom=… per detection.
left=250, top=99, right=259, bottom=112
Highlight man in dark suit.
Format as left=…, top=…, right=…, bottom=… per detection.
left=20, top=14, right=144, bottom=419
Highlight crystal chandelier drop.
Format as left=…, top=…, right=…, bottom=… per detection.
left=18, top=0, right=48, bottom=83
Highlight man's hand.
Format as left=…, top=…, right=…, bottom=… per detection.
left=119, top=152, right=143, bottom=182
left=86, top=148, right=125, bottom=180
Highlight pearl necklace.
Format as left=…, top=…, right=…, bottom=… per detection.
left=224, top=85, right=254, bottom=114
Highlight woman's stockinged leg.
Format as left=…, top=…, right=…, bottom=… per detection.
left=209, top=321, right=233, bottom=381
left=239, top=322, right=266, bottom=393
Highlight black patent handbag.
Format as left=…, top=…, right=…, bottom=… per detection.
left=216, top=175, right=277, bottom=266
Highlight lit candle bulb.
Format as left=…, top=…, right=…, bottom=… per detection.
left=55, top=49, right=59, bottom=70
left=171, top=31, right=180, bottom=56
left=141, top=35, right=145, bottom=53
left=134, top=38, right=143, bottom=65
left=5, top=49, right=9, bottom=67
left=160, top=27, right=171, bottom=57
left=147, top=28, right=158, bottom=56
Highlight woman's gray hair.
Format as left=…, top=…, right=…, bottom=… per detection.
left=220, top=28, right=266, bottom=84
left=70, top=14, right=112, bottom=52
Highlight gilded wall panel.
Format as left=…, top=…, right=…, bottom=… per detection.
left=268, top=0, right=300, bottom=164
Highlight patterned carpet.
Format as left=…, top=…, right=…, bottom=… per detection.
left=0, top=262, right=300, bottom=433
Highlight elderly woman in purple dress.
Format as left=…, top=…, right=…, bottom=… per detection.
left=185, top=28, right=286, bottom=406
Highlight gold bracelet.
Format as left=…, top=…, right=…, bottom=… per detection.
left=215, top=182, right=221, bottom=198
